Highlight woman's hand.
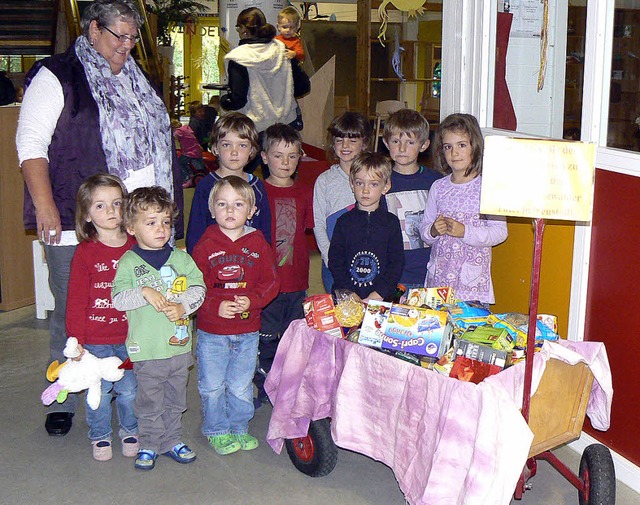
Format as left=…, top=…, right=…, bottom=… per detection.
left=21, top=158, right=62, bottom=244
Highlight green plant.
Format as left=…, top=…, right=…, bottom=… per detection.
left=147, top=0, right=208, bottom=46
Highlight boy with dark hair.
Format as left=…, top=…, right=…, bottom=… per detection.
left=254, top=123, right=313, bottom=406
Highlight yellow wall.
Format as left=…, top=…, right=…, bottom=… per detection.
left=492, top=218, right=575, bottom=338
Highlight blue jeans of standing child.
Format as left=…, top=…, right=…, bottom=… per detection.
left=83, top=343, right=137, bottom=442
left=196, top=330, right=259, bottom=437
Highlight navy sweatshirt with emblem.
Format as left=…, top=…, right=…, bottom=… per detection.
left=328, top=206, right=404, bottom=300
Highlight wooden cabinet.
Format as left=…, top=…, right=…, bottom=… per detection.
left=0, top=105, right=36, bottom=311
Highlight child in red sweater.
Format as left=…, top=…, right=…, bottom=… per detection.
left=65, top=174, right=137, bottom=462
left=192, top=175, right=279, bottom=455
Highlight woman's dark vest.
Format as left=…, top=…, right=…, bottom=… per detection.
left=23, top=44, right=108, bottom=231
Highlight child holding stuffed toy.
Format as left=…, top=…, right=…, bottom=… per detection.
left=113, top=187, right=206, bottom=470
left=65, top=174, right=137, bottom=462
left=419, top=113, right=508, bottom=305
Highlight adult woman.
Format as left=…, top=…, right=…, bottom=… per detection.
left=221, top=7, right=309, bottom=173
left=16, top=0, right=182, bottom=436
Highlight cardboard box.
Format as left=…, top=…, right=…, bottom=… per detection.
left=381, top=304, right=452, bottom=358
left=404, top=287, right=455, bottom=309
left=358, top=300, right=392, bottom=348
left=454, top=339, right=511, bottom=368
left=303, top=294, right=343, bottom=338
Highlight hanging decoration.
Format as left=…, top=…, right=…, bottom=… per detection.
left=391, top=27, right=405, bottom=81
left=537, top=0, right=549, bottom=91
left=378, top=0, right=427, bottom=45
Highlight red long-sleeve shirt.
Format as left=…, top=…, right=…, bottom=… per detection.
left=193, top=225, right=279, bottom=335
left=66, top=236, right=136, bottom=345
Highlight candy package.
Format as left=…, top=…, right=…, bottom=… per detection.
left=333, top=290, right=365, bottom=328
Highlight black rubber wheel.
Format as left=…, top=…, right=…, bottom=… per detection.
left=285, top=418, right=338, bottom=477
left=578, top=443, right=616, bottom=505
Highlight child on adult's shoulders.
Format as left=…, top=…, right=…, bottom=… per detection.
left=185, top=112, right=271, bottom=254
left=328, top=152, right=404, bottom=303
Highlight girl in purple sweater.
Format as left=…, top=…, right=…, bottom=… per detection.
left=419, top=114, right=507, bottom=305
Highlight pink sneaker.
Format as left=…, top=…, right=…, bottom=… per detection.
left=122, top=436, right=140, bottom=457
left=92, top=440, right=112, bottom=461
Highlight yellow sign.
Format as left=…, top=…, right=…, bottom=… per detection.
left=480, top=136, right=596, bottom=222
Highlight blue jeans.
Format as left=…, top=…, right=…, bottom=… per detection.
left=321, top=262, right=334, bottom=294
left=83, top=344, right=137, bottom=441
left=43, top=244, right=78, bottom=414
left=196, top=330, right=259, bottom=436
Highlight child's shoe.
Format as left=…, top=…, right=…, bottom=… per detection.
left=92, top=440, right=112, bottom=461
left=234, top=433, right=259, bottom=451
left=134, top=449, right=157, bottom=470
left=163, top=442, right=196, bottom=464
left=121, top=436, right=139, bottom=457
left=208, top=434, right=241, bottom=455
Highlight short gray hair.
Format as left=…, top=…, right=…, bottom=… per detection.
left=81, top=0, right=144, bottom=37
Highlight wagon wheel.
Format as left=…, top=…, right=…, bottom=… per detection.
left=285, top=418, right=338, bottom=477
left=578, top=444, right=616, bottom=505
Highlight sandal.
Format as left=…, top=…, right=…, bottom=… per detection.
left=163, top=443, right=196, bottom=464
left=134, top=449, right=157, bottom=471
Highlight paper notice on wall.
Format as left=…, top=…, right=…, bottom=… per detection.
left=508, top=0, right=544, bottom=38
left=480, top=136, right=596, bottom=222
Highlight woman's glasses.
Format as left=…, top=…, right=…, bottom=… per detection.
left=102, top=25, right=140, bottom=44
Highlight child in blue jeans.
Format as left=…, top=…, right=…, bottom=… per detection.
left=192, top=176, right=279, bottom=455
left=65, top=174, right=137, bottom=461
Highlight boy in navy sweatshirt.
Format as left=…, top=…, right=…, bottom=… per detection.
left=328, top=152, right=403, bottom=302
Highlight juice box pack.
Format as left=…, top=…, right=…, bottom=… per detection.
left=358, top=300, right=392, bottom=348
left=380, top=304, right=453, bottom=358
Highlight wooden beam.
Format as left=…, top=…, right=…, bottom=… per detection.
left=356, top=0, right=371, bottom=116
left=370, top=0, right=442, bottom=11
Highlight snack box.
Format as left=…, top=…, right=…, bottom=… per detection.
left=461, top=325, right=515, bottom=351
left=381, top=304, right=453, bottom=358
left=404, top=287, right=455, bottom=309
left=303, top=294, right=343, bottom=338
left=454, top=338, right=511, bottom=368
left=358, top=300, right=392, bottom=348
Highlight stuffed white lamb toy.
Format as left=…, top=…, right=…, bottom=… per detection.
left=41, top=337, right=125, bottom=410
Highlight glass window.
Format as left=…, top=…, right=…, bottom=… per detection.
left=607, top=3, right=640, bottom=151
left=563, top=5, right=586, bottom=141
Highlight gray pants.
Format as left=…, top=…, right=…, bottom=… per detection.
left=133, top=352, right=193, bottom=454
left=43, top=244, right=77, bottom=415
